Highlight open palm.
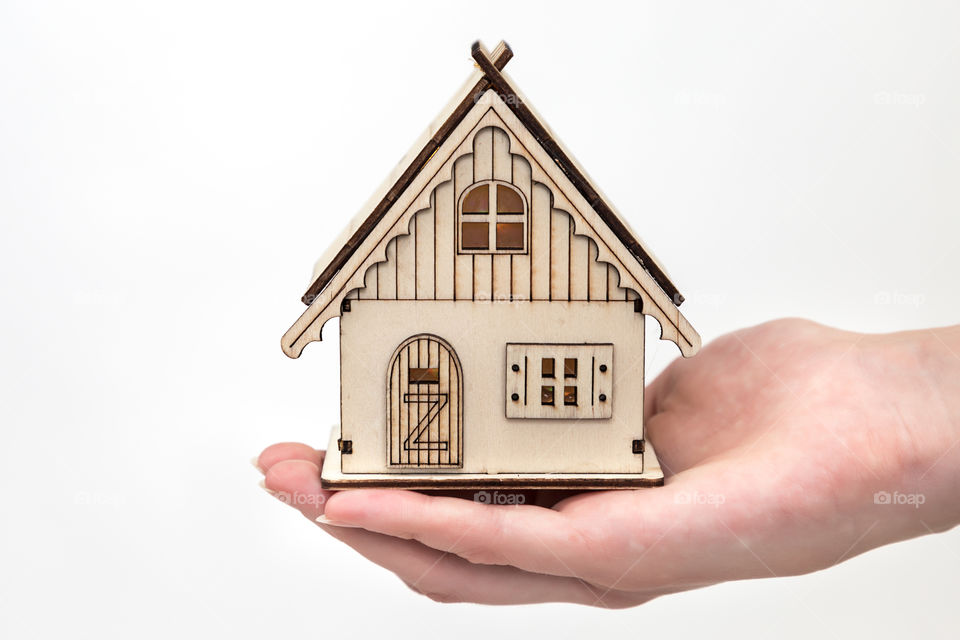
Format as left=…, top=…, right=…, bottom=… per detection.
left=257, top=319, right=959, bottom=607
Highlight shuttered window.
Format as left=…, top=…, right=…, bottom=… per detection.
left=505, top=343, right=613, bottom=419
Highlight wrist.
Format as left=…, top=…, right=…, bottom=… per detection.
left=881, top=327, right=960, bottom=535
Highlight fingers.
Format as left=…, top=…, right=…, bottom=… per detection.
left=256, top=442, right=322, bottom=472
left=318, top=476, right=749, bottom=594
left=258, top=443, right=330, bottom=522
left=255, top=444, right=643, bottom=606
left=644, top=369, right=664, bottom=421
left=321, top=489, right=595, bottom=579
left=253, top=443, right=716, bottom=604
left=263, top=458, right=332, bottom=521
left=320, top=525, right=641, bottom=607
left=644, top=357, right=681, bottom=421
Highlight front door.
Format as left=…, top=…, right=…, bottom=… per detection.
left=387, top=334, right=462, bottom=468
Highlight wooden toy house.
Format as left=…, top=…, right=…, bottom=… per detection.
left=282, top=41, right=701, bottom=489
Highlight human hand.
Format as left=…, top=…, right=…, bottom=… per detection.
left=256, top=319, right=960, bottom=607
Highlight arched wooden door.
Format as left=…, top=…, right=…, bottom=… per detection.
left=387, top=334, right=462, bottom=468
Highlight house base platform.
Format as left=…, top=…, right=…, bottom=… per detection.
left=319, top=424, right=665, bottom=490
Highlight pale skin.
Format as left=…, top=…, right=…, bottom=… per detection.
left=257, top=319, right=960, bottom=607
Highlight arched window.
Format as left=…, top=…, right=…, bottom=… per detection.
left=458, top=181, right=527, bottom=253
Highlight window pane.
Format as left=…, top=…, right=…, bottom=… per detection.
left=462, top=184, right=489, bottom=213
left=564, top=386, right=577, bottom=406
left=496, top=222, right=524, bottom=250
left=409, top=367, right=439, bottom=383
left=497, top=184, right=524, bottom=213
left=461, top=221, right=489, bottom=249
left=541, top=357, right=555, bottom=378
left=541, top=385, right=555, bottom=405
left=564, top=358, right=577, bottom=378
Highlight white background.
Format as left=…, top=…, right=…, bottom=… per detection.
left=1, top=1, right=958, bottom=637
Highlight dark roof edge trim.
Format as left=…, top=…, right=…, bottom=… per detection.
left=301, top=41, right=684, bottom=307
left=300, top=43, right=514, bottom=305
left=470, top=42, right=683, bottom=306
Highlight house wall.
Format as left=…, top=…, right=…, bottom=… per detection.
left=346, top=125, right=642, bottom=304
left=339, top=300, right=647, bottom=475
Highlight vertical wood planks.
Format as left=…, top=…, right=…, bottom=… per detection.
left=608, top=264, right=627, bottom=301
left=427, top=340, right=440, bottom=464
left=473, top=127, right=494, bottom=181
left=342, top=124, right=646, bottom=306
left=358, top=264, right=377, bottom=299
left=588, top=239, right=608, bottom=301
left=438, top=338, right=450, bottom=465
left=415, top=202, right=435, bottom=299
left=395, top=218, right=416, bottom=299
left=511, top=155, right=532, bottom=300
left=474, top=254, right=492, bottom=301
left=492, top=256, right=511, bottom=300
left=389, top=350, right=400, bottom=464
left=378, top=238, right=398, bottom=299
left=550, top=209, right=570, bottom=300
left=449, top=343, right=460, bottom=465
left=453, top=153, right=474, bottom=300
left=530, top=182, right=551, bottom=300
left=569, top=226, right=589, bottom=301
left=414, top=338, right=423, bottom=466
left=434, top=181, right=455, bottom=299
left=491, top=122, right=513, bottom=299
left=472, top=127, right=495, bottom=301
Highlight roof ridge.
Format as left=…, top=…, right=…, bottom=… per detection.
left=469, top=42, right=683, bottom=306
left=300, top=40, right=684, bottom=307
left=301, top=42, right=514, bottom=305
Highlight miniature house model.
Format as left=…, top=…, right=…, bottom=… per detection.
left=282, top=42, right=701, bottom=489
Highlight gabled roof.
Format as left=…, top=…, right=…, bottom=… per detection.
left=301, top=41, right=684, bottom=308
left=283, top=41, right=700, bottom=359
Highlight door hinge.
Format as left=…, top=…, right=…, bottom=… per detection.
left=632, top=439, right=645, bottom=454
left=338, top=439, right=353, bottom=454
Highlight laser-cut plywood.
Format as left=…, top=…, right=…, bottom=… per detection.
left=505, top=343, right=613, bottom=419
left=387, top=334, right=462, bottom=468
left=281, top=41, right=701, bottom=489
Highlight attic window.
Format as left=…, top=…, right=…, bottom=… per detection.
left=458, top=181, right=527, bottom=254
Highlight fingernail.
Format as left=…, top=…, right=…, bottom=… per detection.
left=259, top=480, right=277, bottom=496
left=315, top=514, right=361, bottom=528
left=251, top=457, right=264, bottom=473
